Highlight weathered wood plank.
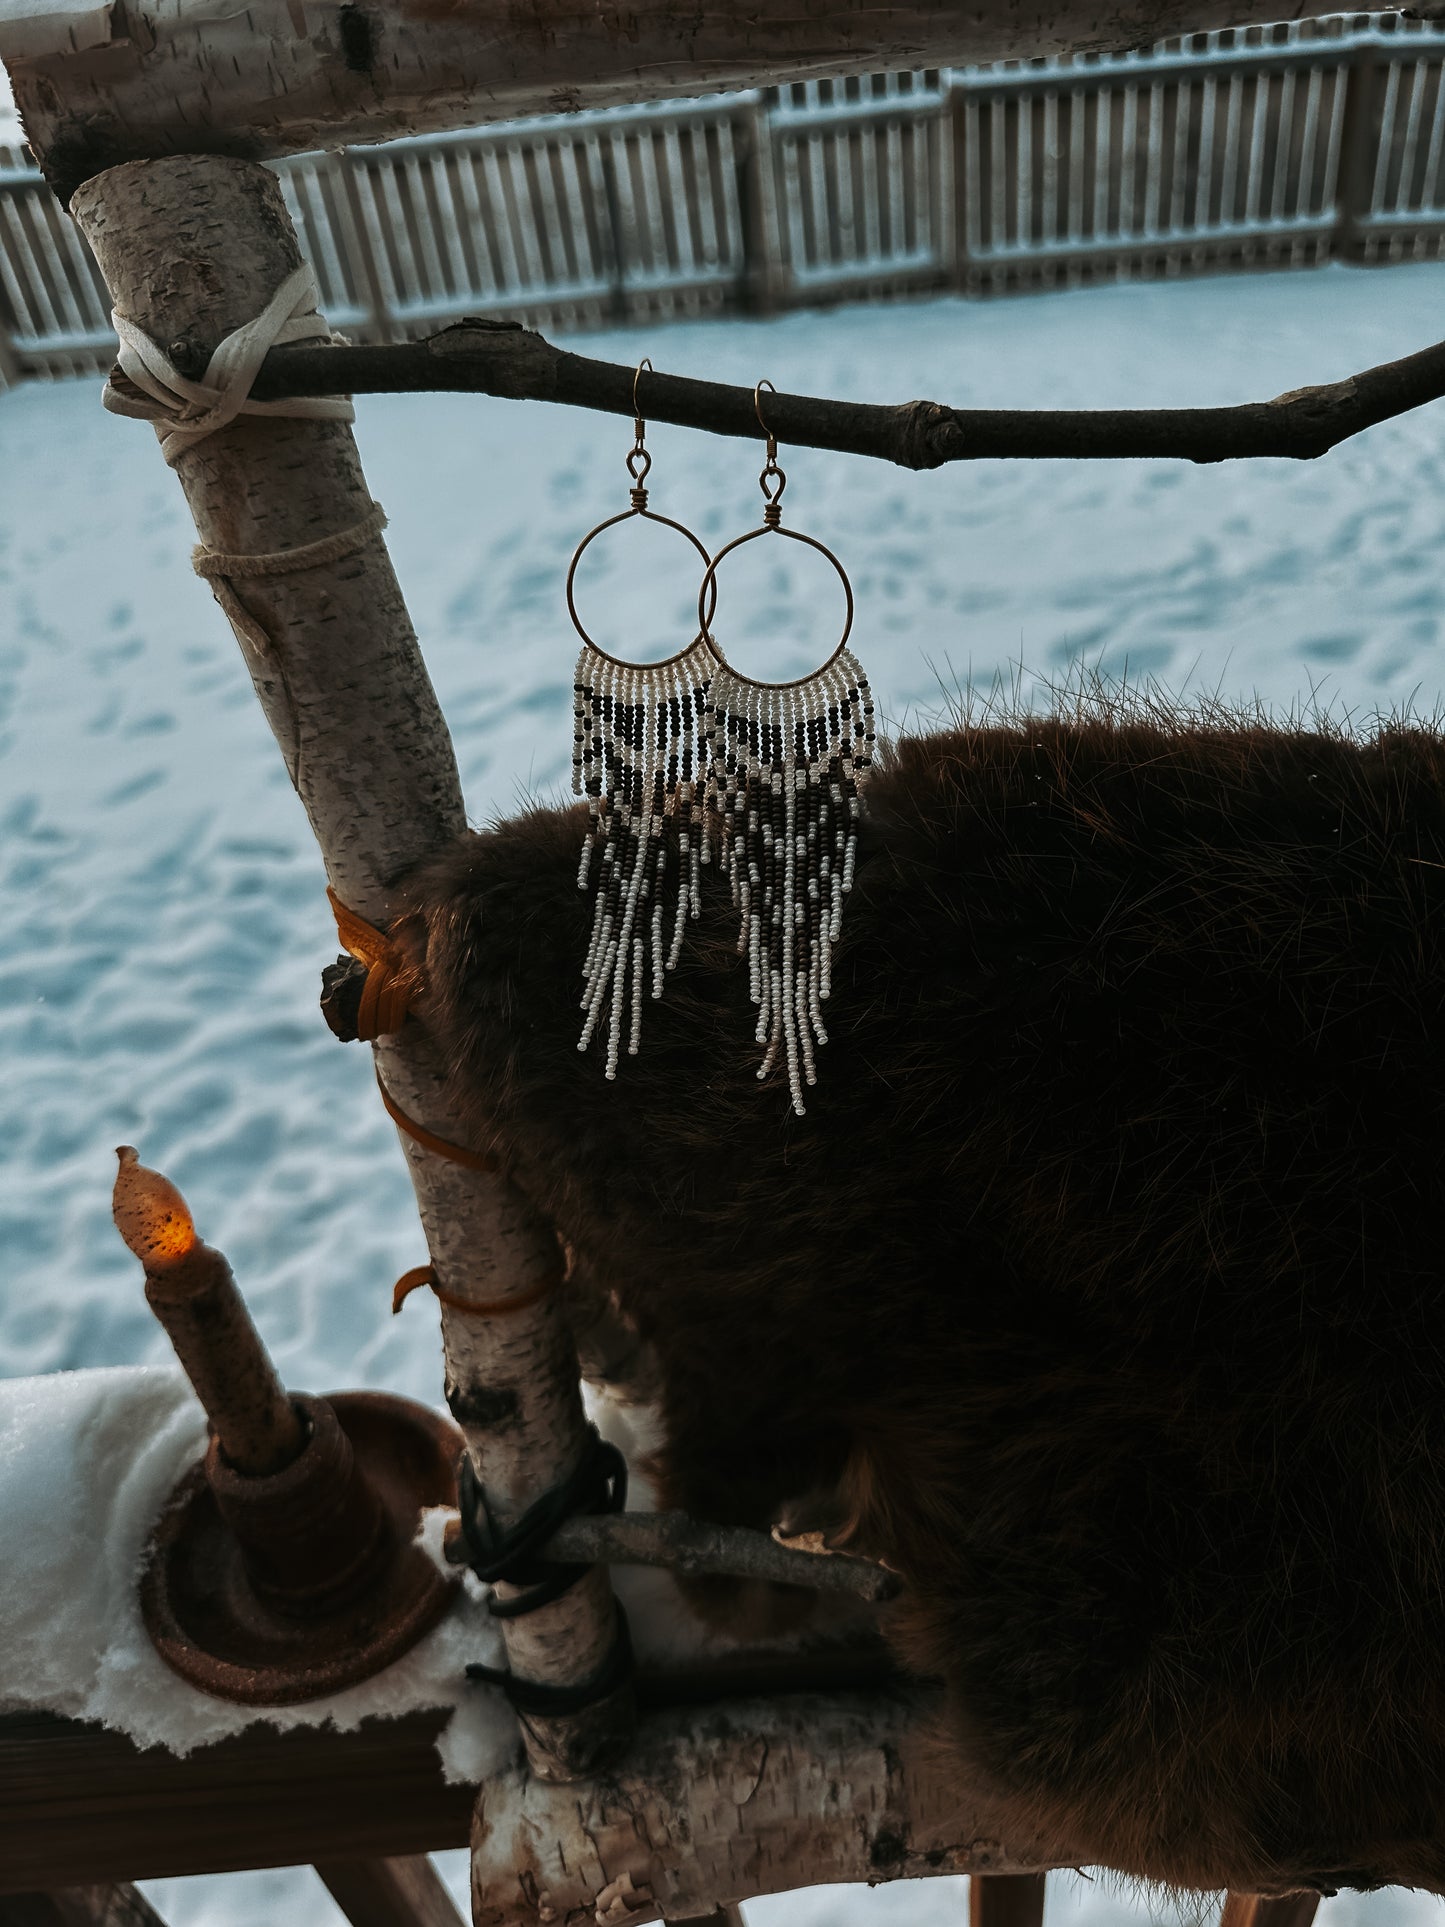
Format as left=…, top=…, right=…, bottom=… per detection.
left=0, top=1710, right=474, bottom=1894
left=1219, top=1895, right=1322, bottom=1927
left=971, top=1872, right=1048, bottom=1927
left=0, top=1646, right=896, bottom=1894
left=2, top=0, right=1342, bottom=201
left=0, top=1888, right=169, bottom=1927
left=315, top=1856, right=467, bottom=1927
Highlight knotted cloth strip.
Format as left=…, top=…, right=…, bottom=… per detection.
left=193, top=501, right=389, bottom=655
left=105, top=264, right=354, bottom=465
left=323, top=886, right=506, bottom=1174
left=326, top=882, right=413, bottom=1041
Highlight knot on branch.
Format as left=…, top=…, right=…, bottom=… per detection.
left=426, top=319, right=560, bottom=400
left=1269, top=375, right=1358, bottom=412
left=1265, top=375, right=1359, bottom=458
left=896, top=398, right=967, bottom=471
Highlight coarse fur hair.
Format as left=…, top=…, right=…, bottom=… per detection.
left=395, top=689, right=1445, bottom=1897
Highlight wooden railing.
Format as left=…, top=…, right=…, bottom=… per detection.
left=2, top=17, right=1445, bottom=378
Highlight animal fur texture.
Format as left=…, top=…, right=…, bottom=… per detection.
left=396, top=701, right=1445, bottom=1896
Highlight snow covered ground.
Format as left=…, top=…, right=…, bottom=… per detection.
left=5, top=259, right=1445, bottom=1923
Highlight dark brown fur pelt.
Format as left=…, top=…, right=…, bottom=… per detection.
left=397, top=705, right=1445, bottom=1896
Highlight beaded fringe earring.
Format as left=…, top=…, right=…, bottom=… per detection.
left=569, top=362, right=718, bottom=1076
left=697, top=382, right=875, bottom=1116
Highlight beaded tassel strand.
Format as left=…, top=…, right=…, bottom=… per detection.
left=573, top=637, right=713, bottom=1074
left=566, top=360, right=717, bottom=1076
left=706, top=650, right=873, bottom=1115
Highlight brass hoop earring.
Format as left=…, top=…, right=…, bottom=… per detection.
left=568, top=360, right=719, bottom=1078
left=696, top=380, right=875, bottom=1117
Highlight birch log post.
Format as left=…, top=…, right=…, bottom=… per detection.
left=4, top=0, right=1317, bottom=202
left=67, top=152, right=630, bottom=1780
left=468, top=1689, right=1063, bottom=1926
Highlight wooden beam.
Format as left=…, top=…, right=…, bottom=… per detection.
left=468, top=1687, right=1062, bottom=1925
left=0, top=1890, right=168, bottom=1927
left=1219, top=1895, right=1323, bottom=1927
left=0, top=1710, right=474, bottom=1894
left=315, top=1856, right=466, bottom=1927
left=0, top=1645, right=897, bottom=1894
left=3, top=0, right=1325, bottom=202
left=972, top=1873, right=1049, bottom=1927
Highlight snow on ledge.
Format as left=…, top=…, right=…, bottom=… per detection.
left=0, top=1364, right=516, bottom=1779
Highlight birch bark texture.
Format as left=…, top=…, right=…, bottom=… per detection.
left=68, top=153, right=630, bottom=1780
left=6, top=0, right=1325, bottom=200
left=469, top=1689, right=1063, bottom=1926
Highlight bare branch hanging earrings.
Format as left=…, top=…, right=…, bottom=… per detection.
left=699, top=382, right=875, bottom=1116
left=569, top=361, right=718, bottom=1076
left=567, top=371, right=872, bottom=1113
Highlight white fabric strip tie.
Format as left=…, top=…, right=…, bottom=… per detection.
left=192, top=502, right=390, bottom=655
left=105, top=264, right=354, bottom=466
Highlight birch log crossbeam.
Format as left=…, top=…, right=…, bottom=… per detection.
left=229, top=322, right=1445, bottom=468
left=3, top=0, right=1320, bottom=203
left=468, top=1687, right=1058, bottom=1927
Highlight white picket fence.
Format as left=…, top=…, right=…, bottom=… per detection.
left=3, top=13, right=1445, bottom=383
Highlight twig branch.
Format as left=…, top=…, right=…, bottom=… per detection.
left=233, top=317, right=1445, bottom=468
left=442, top=1507, right=901, bottom=1603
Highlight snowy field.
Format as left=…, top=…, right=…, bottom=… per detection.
left=5, top=258, right=1445, bottom=1924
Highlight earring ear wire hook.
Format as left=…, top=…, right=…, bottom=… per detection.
left=752, top=377, right=785, bottom=521
left=754, top=377, right=778, bottom=464
left=565, top=352, right=716, bottom=664
left=634, top=357, right=653, bottom=442
left=696, top=374, right=851, bottom=679
left=626, top=357, right=654, bottom=497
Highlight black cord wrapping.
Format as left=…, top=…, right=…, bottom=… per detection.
left=467, top=1601, right=635, bottom=1717
left=455, top=1424, right=627, bottom=1620
left=458, top=1426, right=633, bottom=1718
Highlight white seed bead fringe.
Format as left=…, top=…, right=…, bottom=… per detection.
left=574, top=637, right=713, bottom=1075
left=706, top=649, right=875, bottom=1116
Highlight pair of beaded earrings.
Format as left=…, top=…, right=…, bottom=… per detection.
left=569, top=364, right=874, bottom=1116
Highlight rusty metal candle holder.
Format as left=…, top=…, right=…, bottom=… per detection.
left=113, top=1147, right=462, bottom=1705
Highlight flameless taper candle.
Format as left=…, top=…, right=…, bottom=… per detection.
left=113, top=1146, right=305, bottom=1476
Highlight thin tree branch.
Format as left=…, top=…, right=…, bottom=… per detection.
left=232, top=316, right=1445, bottom=468
left=441, top=1507, right=902, bottom=1603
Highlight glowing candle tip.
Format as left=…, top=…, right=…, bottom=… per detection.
left=113, top=1145, right=200, bottom=1270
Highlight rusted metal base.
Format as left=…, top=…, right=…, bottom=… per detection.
left=141, top=1392, right=461, bottom=1705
